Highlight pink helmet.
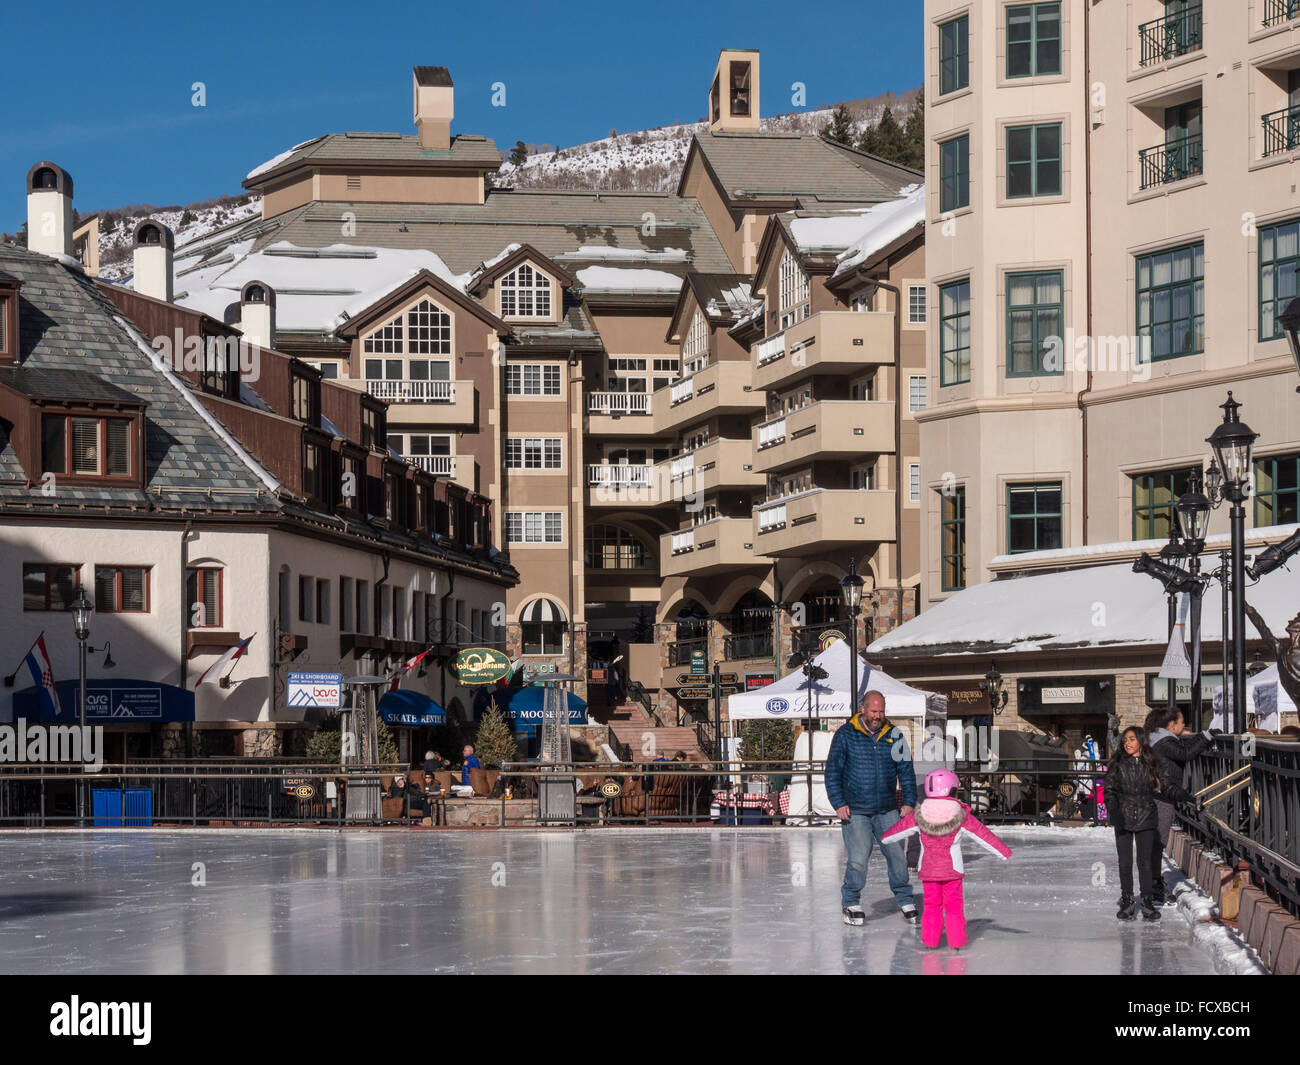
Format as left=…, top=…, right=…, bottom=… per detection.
left=925, top=769, right=960, bottom=798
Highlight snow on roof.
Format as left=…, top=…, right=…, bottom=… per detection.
left=558, top=245, right=689, bottom=262
left=868, top=547, right=1300, bottom=657
left=245, top=137, right=327, bottom=181
left=782, top=184, right=924, bottom=277
left=706, top=281, right=755, bottom=317
left=988, top=523, right=1300, bottom=569
left=574, top=265, right=684, bottom=293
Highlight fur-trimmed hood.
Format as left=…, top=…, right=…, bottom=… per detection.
left=915, top=798, right=966, bottom=835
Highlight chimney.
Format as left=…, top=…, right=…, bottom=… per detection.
left=239, top=281, right=276, bottom=350
left=708, top=50, right=761, bottom=133
left=413, top=66, right=454, bottom=150
left=26, top=162, right=75, bottom=259
left=132, top=220, right=174, bottom=302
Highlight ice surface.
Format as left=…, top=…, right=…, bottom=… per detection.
left=0, top=826, right=1243, bottom=975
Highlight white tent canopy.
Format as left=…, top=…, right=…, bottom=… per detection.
left=726, top=640, right=948, bottom=722
left=1210, top=664, right=1296, bottom=732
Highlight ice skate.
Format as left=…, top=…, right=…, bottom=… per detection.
left=842, top=906, right=865, bottom=926
left=1116, top=894, right=1136, bottom=920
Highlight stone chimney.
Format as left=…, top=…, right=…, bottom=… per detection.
left=708, top=50, right=761, bottom=133
left=26, top=162, right=75, bottom=259
left=413, top=66, right=454, bottom=150
left=239, top=281, right=276, bottom=350
left=132, top=220, right=174, bottom=302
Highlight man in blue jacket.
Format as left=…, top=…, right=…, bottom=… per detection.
left=826, top=689, right=918, bottom=926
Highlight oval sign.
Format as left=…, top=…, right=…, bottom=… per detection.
left=765, top=697, right=789, bottom=715
left=600, top=781, right=623, bottom=798
left=294, top=784, right=316, bottom=799
left=453, top=647, right=513, bottom=685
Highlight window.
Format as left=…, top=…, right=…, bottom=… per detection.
left=393, top=587, right=406, bottom=640
left=908, top=464, right=921, bottom=503
left=308, top=360, right=339, bottom=379
left=1007, top=483, right=1063, bottom=553
left=360, top=405, right=384, bottom=451
left=1259, top=217, right=1299, bottom=342
left=291, top=373, right=318, bottom=424
left=356, top=579, right=370, bottom=635
left=363, top=314, right=403, bottom=354
left=340, top=576, right=354, bottom=632
left=1005, top=270, right=1064, bottom=377
left=94, top=565, right=149, bottom=613
left=0, top=290, right=12, bottom=359
left=585, top=524, right=651, bottom=569
left=778, top=249, right=810, bottom=327
left=1006, top=123, right=1061, bottom=198
left=317, top=578, right=330, bottom=625
left=406, top=299, right=451, bottom=354
left=852, top=464, right=876, bottom=491
left=506, top=437, right=562, bottom=470
left=1006, top=3, right=1061, bottom=79
left=520, top=598, right=566, bottom=655
left=1255, top=452, right=1300, bottom=527
left=684, top=310, right=710, bottom=374
left=939, top=280, right=972, bottom=385
left=939, top=15, right=969, bottom=95
left=41, top=415, right=132, bottom=478
left=908, top=285, right=927, bottom=324
left=940, top=135, right=970, bottom=212
left=22, top=563, right=80, bottom=611
left=186, top=567, right=222, bottom=628
left=506, top=511, right=563, bottom=543
left=499, top=263, right=552, bottom=318
left=1132, top=467, right=1196, bottom=540
left=941, top=486, right=966, bottom=591
left=506, top=363, right=562, bottom=395
left=1136, top=242, right=1204, bottom=361
left=303, top=441, right=326, bottom=502
left=908, top=375, right=928, bottom=412
left=299, top=576, right=314, bottom=623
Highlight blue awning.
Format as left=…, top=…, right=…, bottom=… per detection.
left=483, top=686, right=587, bottom=725
left=378, top=690, right=446, bottom=727
left=9, top=679, right=195, bottom=723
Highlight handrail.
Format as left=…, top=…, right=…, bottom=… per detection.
left=1139, top=132, right=1202, bottom=190
left=1263, top=0, right=1298, bottom=28
left=1138, top=2, right=1202, bottom=66
left=1262, top=105, right=1300, bottom=158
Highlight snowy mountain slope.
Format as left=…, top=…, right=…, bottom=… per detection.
left=95, top=197, right=262, bottom=282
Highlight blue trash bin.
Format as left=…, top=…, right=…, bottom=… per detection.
left=91, top=788, right=152, bottom=827
left=92, top=789, right=122, bottom=827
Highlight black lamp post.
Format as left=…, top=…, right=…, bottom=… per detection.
left=1174, top=469, right=1212, bottom=729
left=979, top=661, right=1008, bottom=716
left=1276, top=296, right=1300, bottom=392
left=71, top=590, right=92, bottom=825
left=841, top=559, right=865, bottom=718
left=1206, top=392, right=1258, bottom=734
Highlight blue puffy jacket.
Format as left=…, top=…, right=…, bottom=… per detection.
left=825, top=715, right=917, bottom=815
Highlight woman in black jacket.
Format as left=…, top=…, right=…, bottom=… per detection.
left=1106, top=727, right=1168, bottom=921
left=1142, top=707, right=1211, bottom=905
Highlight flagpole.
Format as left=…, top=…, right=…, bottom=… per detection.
left=4, top=630, right=45, bottom=684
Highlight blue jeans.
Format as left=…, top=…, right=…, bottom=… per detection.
left=840, top=810, right=914, bottom=911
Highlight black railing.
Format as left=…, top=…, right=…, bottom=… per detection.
left=1264, top=0, right=1298, bottom=27
left=1139, top=133, right=1202, bottom=189
left=1262, top=106, right=1300, bottom=157
left=1139, top=3, right=1202, bottom=66
left=722, top=631, right=773, bottom=660
left=668, top=636, right=708, bottom=666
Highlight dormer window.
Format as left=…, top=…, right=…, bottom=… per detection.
left=778, top=249, right=810, bottom=329
left=360, top=402, right=385, bottom=450
left=684, top=310, right=710, bottom=374
left=303, top=440, right=327, bottom=503
left=499, top=263, right=552, bottom=318
left=42, top=414, right=134, bottom=478
left=291, top=370, right=319, bottom=425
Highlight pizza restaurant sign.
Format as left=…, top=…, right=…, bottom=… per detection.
left=452, top=648, right=512, bottom=685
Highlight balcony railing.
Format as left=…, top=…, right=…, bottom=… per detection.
left=756, top=502, right=787, bottom=532
left=407, top=454, right=455, bottom=476
left=670, top=378, right=695, bottom=406
left=1139, top=133, right=1202, bottom=189
left=668, top=636, right=708, bottom=667
left=1138, top=3, right=1202, bottom=66
left=722, top=631, right=773, bottom=661
left=587, top=463, right=654, bottom=487
left=1263, top=0, right=1298, bottom=27
left=756, top=417, right=787, bottom=450
left=756, top=331, right=786, bottom=367
left=671, top=529, right=695, bottom=554
left=670, top=455, right=695, bottom=481
left=365, top=379, right=455, bottom=403
left=1262, top=106, right=1300, bottom=158
left=588, top=391, right=650, bottom=415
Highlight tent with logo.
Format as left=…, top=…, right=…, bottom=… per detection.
left=1210, top=664, right=1296, bottom=733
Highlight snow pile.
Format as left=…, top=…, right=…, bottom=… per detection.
left=784, top=183, right=927, bottom=277
left=558, top=245, right=689, bottom=262
left=1166, top=862, right=1267, bottom=975
left=574, top=265, right=683, bottom=293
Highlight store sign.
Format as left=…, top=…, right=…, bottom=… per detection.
left=745, top=673, right=775, bottom=691
left=453, top=648, right=512, bottom=685
left=690, top=649, right=707, bottom=675
left=599, top=781, right=622, bottom=798
left=818, top=629, right=846, bottom=651
left=1018, top=677, right=1115, bottom=717
left=1146, top=673, right=1223, bottom=706
left=1041, top=685, right=1086, bottom=705
left=287, top=673, right=343, bottom=709
left=917, top=682, right=988, bottom=714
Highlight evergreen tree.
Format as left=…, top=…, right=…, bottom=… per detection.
left=872, top=107, right=906, bottom=164
left=821, top=103, right=855, bottom=148
left=901, top=89, right=925, bottom=170
left=509, top=140, right=529, bottom=167
left=474, top=702, right=518, bottom=766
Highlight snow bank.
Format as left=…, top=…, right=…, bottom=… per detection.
left=575, top=265, right=683, bottom=293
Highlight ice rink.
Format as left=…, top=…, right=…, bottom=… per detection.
left=0, top=825, right=1244, bottom=974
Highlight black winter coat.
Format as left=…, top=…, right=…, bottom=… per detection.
left=1149, top=729, right=1206, bottom=806
left=1105, top=754, right=1160, bottom=832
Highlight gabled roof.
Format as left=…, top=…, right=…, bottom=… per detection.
left=335, top=267, right=509, bottom=340
left=466, top=243, right=576, bottom=296
left=667, top=272, right=756, bottom=340
left=244, top=132, right=500, bottom=188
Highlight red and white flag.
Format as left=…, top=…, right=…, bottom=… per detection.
left=23, top=633, right=64, bottom=719
left=197, top=634, right=254, bottom=685
left=389, top=649, right=431, bottom=692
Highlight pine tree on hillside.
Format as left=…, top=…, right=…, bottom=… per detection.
left=872, top=107, right=907, bottom=165
left=900, top=90, right=925, bottom=170
left=821, top=104, right=855, bottom=148
left=510, top=140, right=529, bottom=167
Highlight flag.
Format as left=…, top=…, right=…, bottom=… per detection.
left=197, top=634, right=254, bottom=685
left=389, top=648, right=431, bottom=692
left=24, top=634, right=63, bottom=719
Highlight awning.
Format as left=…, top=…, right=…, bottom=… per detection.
left=8, top=679, right=195, bottom=723
left=377, top=690, right=446, bottom=727
left=482, top=686, right=587, bottom=724
left=520, top=598, right=565, bottom=623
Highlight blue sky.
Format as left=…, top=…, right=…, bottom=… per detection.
left=0, top=0, right=922, bottom=230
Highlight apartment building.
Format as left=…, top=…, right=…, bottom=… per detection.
left=869, top=2, right=1300, bottom=749
left=134, top=52, right=924, bottom=739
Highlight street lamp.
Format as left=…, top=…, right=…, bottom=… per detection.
left=1276, top=296, right=1300, bottom=391
left=979, top=661, right=1008, bottom=716
left=70, top=590, right=92, bottom=825
left=841, top=558, right=865, bottom=718
left=1205, top=392, right=1258, bottom=733
left=1174, top=470, right=1213, bottom=728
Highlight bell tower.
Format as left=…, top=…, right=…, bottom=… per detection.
left=708, top=49, right=760, bottom=133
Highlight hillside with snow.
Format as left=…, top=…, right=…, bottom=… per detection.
left=94, top=196, right=262, bottom=281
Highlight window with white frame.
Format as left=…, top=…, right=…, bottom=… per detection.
left=779, top=248, right=810, bottom=327
left=506, top=363, right=562, bottom=395
left=363, top=314, right=403, bottom=354
left=499, top=263, right=552, bottom=318
left=506, top=437, right=562, bottom=470
left=684, top=310, right=709, bottom=374
left=908, top=375, right=928, bottom=412
left=407, top=299, right=451, bottom=353
left=361, top=299, right=452, bottom=381
left=908, top=285, right=927, bottom=324
left=506, top=511, right=564, bottom=543
left=908, top=463, right=921, bottom=503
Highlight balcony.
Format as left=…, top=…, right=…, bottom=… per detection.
left=658, top=438, right=763, bottom=500
left=1139, top=133, right=1202, bottom=190
left=1264, top=0, right=1298, bottom=27
left=668, top=636, right=708, bottom=668
left=652, top=361, right=762, bottom=435
left=1138, top=3, right=1201, bottom=67
left=753, top=311, right=894, bottom=392
left=752, top=400, right=895, bottom=473
left=1262, top=106, right=1300, bottom=158
left=366, top=379, right=455, bottom=403
left=752, top=488, right=895, bottom=557
left=722, top=631, right=773, bottom=661
left=340, top=377, right=475, bottom=426
left=586, top=463, right=663, bottom=506
left=660, top=518, right=764, bottom=577
left=587, top=390, right=653, bottom=435
left=405, top=454, right=456, bottom=477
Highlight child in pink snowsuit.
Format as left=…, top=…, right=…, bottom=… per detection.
left=881, top=769, right=1011, bottom=949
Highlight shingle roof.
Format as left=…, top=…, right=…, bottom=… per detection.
left=0, top=365, right=143, bottom=405
left=685, top=131, right=920, bottom=204
left=244, top=132, right=501, bottom=188
left=413, top=66, right=453, bottom=87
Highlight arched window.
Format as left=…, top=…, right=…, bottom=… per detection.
left=520, top=598, right=566, bottom=655
left=725, top=590, right=774, bottom=659
left=500, top=263, right=552, bottom=318
left=778, top=248, right=810, bottom=327
left=244, top=284, right=267, bottom=303
left=32, top=167, right=58, bottom=190
left=138, top=224, right=162, bottom=245
left=684, top=309, right=709, bottom=374
left=584, top=524, right=651, bottom=570
left=406, top=299, right=451, bottom=354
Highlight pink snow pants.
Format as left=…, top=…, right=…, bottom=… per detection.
left=921, top=878, right=966, bottom=949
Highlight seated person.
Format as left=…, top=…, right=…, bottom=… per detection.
left=388, top=774, right=430, bottom=819
left=460, top=744, right=481, bottom=785
left=423, top=750, right=450, bottom=776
